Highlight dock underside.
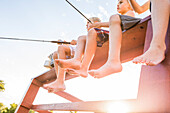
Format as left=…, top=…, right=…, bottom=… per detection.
left=15, top=16, right=170, bottom=113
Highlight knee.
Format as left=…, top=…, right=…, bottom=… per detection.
left=88, top=28, right=97, bottom=38
left=78, top=35, right=86, bottom=42
left=109, top=14, right=121, bottom=25
left=58, top=45, right=66, bottom=53
left=53, top=51, right=58, bottom=59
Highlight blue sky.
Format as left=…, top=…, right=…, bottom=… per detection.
left=0, top=0, right=150, bottom=112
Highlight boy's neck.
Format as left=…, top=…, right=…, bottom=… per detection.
left=121, top=10, right=131, bottom=15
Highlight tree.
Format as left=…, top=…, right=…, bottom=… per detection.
left=0, top=103, right=5, bottom=110
left=0, top=80, right=5, bottom=92
left=0, top=103, right=17, bottom=113
left=29, top=109, right=35, bottom=113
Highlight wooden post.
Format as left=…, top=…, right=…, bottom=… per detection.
left=137, top=19, right=170, bottom=112
left=15, top=79, right=40, bottom=113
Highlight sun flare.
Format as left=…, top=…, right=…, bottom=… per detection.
left=107, top=101, right=129, bottom=113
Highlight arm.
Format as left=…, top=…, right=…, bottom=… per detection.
left=98, top=22, right=109, bottom=28
left=128, top=0, right=150, bottom=14
left=89, top=22, right=109, bottom=29
left=70, top=39, right=77, bottom=45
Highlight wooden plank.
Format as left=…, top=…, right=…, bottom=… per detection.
left=15, top=79, right=40, bottom=113
left=54, top=91, right=83, bottom=102
left=120, top=45, right=144, bottom=63
left=31, top=99, right=170, bottom=113
left=37, top=110, right=52, bottom=113
left=34, top=68, right=56, bottom=83
left=15, top=106, right=30, bottom=113
left=32, top=78, right=43, bottom=87
left=31, top=99, right=168, bottom=113
left=31, top=99, right=137, bottom=112
left=137, top=19, right=170, bottom=112
left=89, top=16, right=150, bottom=70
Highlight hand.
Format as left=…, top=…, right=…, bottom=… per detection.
left=57, top=39, right=63, bottom=45
left=88, top=22, right=101, bottom=30
left=70, top=40, right=77, bottom=45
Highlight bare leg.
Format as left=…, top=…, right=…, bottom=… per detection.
left=67, top=29, right=98, bottom=78
left=56, top=35, right=86, bottom=69
left=43, top=45, right=71, bottom=92
left=133, top=0, right=170, bottom=66
left=89, top=15, right=122, bottom=78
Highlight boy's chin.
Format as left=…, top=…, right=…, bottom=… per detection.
left=117, top=10, right=121, bottom=13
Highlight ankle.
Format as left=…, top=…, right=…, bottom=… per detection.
left=56, top=80, right=64, bottom=84
left=80, top=66, right=88, bottom=72
left=107, top=59, right=121, bottom=64
left=150, top=42, right=166, bottom=51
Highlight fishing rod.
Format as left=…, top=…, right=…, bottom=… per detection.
left=0, top=1, right=91, bottom=44
left=0, top=37, right=70, bottom=44
left=65, top=0, right=93, bottom=24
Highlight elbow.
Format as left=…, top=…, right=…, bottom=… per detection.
left=135, top=9, right=145, bottom=14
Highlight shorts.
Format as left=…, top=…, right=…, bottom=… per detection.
left=66, top=45, right=76, bottom=59
left=94, top=15, right=141, bottom=47
left=94, top=28, right=109, bottom=47
left=119, top=15, right=141, bottom=31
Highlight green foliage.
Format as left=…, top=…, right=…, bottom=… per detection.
left=70, top=111, right=77, bottom=113
left=0, top=103, right=17, bottom=113
left=29, top=109, right=35, bottom=113
left=0, top=103, right=5, bottom=110
left=0, top=80, right=74, bottom=113
left=0, top=80, right=5, bottom=92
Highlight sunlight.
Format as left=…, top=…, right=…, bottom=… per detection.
left=107, top=101, right=129, bottom=113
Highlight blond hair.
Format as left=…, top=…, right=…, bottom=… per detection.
left=89, top=17, right=101, bottom=23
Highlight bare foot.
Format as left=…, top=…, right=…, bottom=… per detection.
left=66, top=68, right=88, bottom=78
left=43, top=80, right=66, bottom=93
left=55, top=59, right=81, bottom=69
left=133, top=45, right=166, bottom=66
left=88, top=62, right=122, bottom=78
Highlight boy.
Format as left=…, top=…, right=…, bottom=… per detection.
left=129, top=0, right=170, bottom=66
left=44, top=17, right=101, bottom=92
left=56, top=0, right=141, bottom=78
left=43, top=39, right=78, bottom=92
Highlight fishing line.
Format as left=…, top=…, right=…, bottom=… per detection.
left=0, top=1, right=90, bottom=44
left=0, top=37, right=70, bottom=44
left=65, top=0, right=93, bottom=24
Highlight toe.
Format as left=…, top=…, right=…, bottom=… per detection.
left=133, top=57, right=142, bottom=64
left=145, top=59, right=150, bottom=65
left=88, top=70, right=95, bottom=77
left=148, top=60, right=156, bottom=66
left=43, top=84, right=48, bottom=89
left=140, top=58, right=148, bottom=65
left=48, top=88, right=54, bottom=93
